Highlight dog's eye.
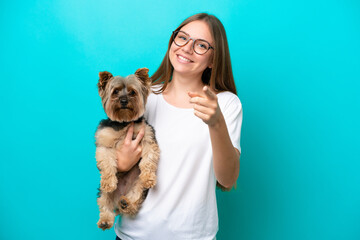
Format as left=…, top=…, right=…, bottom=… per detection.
left=129, top=90, right=136, bottom=96
left=113, top=89, right=119, bottom=95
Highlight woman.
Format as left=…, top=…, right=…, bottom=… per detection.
left=115, top=13, right=243, bottom=240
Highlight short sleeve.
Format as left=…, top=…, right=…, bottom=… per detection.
left=144, top=85, right=162, bottom=120
left=218, top=92, right=243, bottom=153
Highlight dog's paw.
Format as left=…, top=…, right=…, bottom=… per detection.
left=100, top=178, right=117, bottom=193
left=97, top=218, right=114, bottom=230
left=140, top=173, right=157, bottom=189
left=118, top=196, right=138, bottom=216
left=119, top=196, right=129, bottom=210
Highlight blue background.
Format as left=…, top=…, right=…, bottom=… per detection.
left=1, top=0, right=359, bottom=239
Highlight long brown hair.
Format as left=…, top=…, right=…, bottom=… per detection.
left=151, top=13, right=237, bottom=95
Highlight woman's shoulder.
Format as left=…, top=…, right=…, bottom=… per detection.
left=146, top=84, right=163, bottom=108
left=217, top=91, right=242, bottom=121
left=217, top=91, right=242, bottom=108
left=150, top=83, right=163, bottom=93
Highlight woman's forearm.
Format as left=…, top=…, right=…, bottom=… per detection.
left=209, top=114, right=240, bottom=189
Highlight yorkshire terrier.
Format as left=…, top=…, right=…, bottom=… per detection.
left=95, top=68, right=160, bottom=230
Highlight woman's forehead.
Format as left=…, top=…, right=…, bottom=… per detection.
left=180, top=20, right=213, bottom=43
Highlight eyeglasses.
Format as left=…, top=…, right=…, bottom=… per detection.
left=172, top=30, right=214, bottom=55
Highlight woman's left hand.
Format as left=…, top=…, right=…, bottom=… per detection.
left=188, top=86, right=223, bottom=127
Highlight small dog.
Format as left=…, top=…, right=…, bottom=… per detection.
left=95, top=68, right=160, bottom=230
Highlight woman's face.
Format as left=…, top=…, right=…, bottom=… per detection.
left=169, top=20, right=214, bottom=80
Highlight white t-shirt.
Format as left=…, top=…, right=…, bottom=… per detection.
left=115, top=88, right=243, bottom=240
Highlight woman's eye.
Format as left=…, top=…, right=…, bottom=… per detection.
left=177, top=34, right=187, bottom=41
left=198, top=43, right=207, bottom=49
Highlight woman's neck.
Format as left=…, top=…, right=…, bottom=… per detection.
left=168, top=72, right=204, bottom=93
left=162, top=72, right=205, bottom=108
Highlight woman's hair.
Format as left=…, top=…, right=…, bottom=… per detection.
left=151, top=13, right=237, bottom=95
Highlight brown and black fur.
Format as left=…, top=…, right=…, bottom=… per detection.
left=95, top=68, right=160, bottom=230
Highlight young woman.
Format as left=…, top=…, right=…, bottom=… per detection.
left=115, top=13, right=243, bottom=240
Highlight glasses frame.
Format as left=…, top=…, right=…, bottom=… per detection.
left=172, top=30, right=214, bottom=55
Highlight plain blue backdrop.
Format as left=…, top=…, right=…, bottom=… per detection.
left=1, top=0, right=359, bottom=239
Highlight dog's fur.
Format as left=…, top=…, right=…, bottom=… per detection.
left=95, top=68, right=160, bottom=230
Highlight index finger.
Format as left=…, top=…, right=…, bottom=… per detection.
left=188, top=91, right=205, bottom=99
left=203, top=86, right=216, bottom=100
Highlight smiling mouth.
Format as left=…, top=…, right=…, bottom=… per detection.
left=177, top=54, right=193, bottom=63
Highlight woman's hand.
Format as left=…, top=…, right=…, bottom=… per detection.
left=116, top=123, right=145, bottom=172
left=188, top=86, right=223, bottom=127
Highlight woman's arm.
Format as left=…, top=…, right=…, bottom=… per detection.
left=208, top=115, right=240, bottom=189
left=189, top=86, right=240, bottom=189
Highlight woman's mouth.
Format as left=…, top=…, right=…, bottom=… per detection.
left=177, top=54, right=193, bottom=63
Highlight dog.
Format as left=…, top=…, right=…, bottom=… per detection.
left=95, top=68, right=160, bottom=230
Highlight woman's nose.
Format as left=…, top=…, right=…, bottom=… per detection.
left=181, top=39, right=194, bottom=54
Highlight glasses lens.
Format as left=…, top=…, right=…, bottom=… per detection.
left=194, top=40, right=210, bottom=55
left=174, top=31, right=188, bottom=46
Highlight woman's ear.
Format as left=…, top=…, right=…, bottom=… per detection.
left=208, top=60, right=213, bottom=69
left=208, top=53, right=214, bottom=69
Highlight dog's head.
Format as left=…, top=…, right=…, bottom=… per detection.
left=97, top=68, right=151, bottom=122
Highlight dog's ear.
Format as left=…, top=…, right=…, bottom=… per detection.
left=98, top=71, right=113, bottom=97
left=135, top=68, right=151, bottom=86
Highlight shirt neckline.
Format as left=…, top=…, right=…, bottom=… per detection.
left=159, top=93, right=194, bottom=111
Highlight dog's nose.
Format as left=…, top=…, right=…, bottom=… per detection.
left=119, top=96, right=128, bottom=105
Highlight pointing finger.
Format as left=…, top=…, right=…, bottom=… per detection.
left=203, top=86, right=216, bottom=100
left=188, top=91, right=204, bottom=98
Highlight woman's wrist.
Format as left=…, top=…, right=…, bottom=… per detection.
left=208, top=112, right=225, bottom=129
